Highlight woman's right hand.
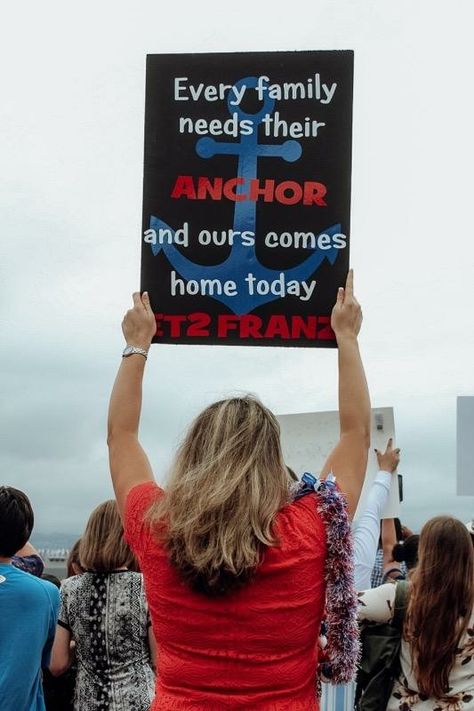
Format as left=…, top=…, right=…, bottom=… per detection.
left=330, top=269, right=362, bottom=340
left=121, top=292, right=157, bottom=350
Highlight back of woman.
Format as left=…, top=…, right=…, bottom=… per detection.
left=60, top=570, right=154, bottom=709
left=358, top=516, right=474, bottom=710
left=52, top=500, right=155, bottom=711
left=108, top=272, right=369, bottom=709
left=126, top=481, right=327, bottom=709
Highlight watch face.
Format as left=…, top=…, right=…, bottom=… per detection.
left=123, top=346, right=133, bottom=356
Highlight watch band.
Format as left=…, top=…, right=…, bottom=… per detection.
left=122, top=345, right=148, bottom=359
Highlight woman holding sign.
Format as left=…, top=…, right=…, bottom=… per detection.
left=107, top=270, right=370, bottom=710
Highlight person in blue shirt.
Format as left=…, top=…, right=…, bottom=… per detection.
left=0, top=486, right=60, bottom=711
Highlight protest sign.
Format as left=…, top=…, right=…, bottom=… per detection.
left=278, top=407, right=400, bottom=520
left=141, top=50, right=353, bottom=346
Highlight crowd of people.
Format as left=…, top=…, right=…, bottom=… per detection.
left=1, top=271, right=473, bottom=711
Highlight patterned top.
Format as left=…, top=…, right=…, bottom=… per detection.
left=124, top=481, right=328, bottom=710
left=58, top=571, right=155, bottom=711
left=358, top=583, right=474, bottom=710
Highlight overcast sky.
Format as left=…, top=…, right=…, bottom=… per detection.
left=1, top=0, right=473, bottom=538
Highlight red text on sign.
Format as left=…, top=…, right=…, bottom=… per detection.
left=170, top=176, right=327, bottom=206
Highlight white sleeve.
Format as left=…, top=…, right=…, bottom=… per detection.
left=358, top=583, right=396, bottom=623
left=353, top=471, right=391, bottom=589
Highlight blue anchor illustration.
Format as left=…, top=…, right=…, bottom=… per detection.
left=149, top=75, right=341, bottom=315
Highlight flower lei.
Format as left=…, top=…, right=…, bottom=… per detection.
left=291, top=472, right=361, bottom=685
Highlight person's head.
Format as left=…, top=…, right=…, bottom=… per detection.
left=66, top=538, right=84, bottom=577
left=149, top=395, right=290, bottom=595
left=405, top=516, right=474, bottom=697
left=0, top=486, right=34, bottom=558
left=392, top=534, right=419, bottom=572
left=79, top=500, right=136, bottom=573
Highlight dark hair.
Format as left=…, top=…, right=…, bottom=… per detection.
left=392, top=534, right=420, bottom=570
left=42, top=573, right=61, bottom=588
left=0, top=486, right=34, bottom=557
left=405, top=516, right=474, bottom=697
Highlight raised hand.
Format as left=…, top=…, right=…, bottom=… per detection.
left=375, top=438, right=401, bottom=473
left=121, top=292, right=157, bottom=350
left=330, top=269, right=362, bottom=341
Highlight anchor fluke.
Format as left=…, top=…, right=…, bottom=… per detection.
left=148, top=215, right=342, bottom=315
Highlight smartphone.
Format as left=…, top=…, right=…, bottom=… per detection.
left=398, top=474, right=403, bottom=503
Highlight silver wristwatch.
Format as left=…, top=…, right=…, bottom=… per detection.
left=122, top=345, right=148, bottom=359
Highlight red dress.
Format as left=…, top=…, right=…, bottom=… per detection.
left=124, top=481, right=327, bottom=710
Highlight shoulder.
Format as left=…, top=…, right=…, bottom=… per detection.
left=359, top=582, right=397, bottom=607
left=125, top=481, right=163, bottom=525
left=60, top=574, right=84, bottom=596
left=27, top=571, right=60, bottom=607
left=358, top=582, right=399, bottom=623
left=1, top=567, right=59, bottom=617
left=124, top=481, right=164, bottom=552
left=41, top=578, right=60, bottom=609
left=277, top=492, right=327, bottom=540
left=370, top=582, right=397, bottom=598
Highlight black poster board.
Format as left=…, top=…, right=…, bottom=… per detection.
left=141, top=50, right=353, bottom=346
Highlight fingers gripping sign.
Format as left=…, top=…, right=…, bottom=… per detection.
left=122, top=292, right=157, bottom=350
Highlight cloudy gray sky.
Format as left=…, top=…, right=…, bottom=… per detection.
left=1, top=0, right=473, bottom=539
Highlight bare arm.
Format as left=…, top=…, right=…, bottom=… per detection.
left=381, top=518, right=403, bottom=580
left=376, top=440, right=402, bottom=578
left=107, top=292, right=157, bottom=518
left=49, top=626, right=74, bottom=677
left=382, top=518, right=398, bottom=564
left=320, top=270, right=370, bottom=518
left=148, top=626, right=157, bottom=669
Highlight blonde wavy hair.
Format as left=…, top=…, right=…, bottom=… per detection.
left=148, top=396, right=291, bottom=595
